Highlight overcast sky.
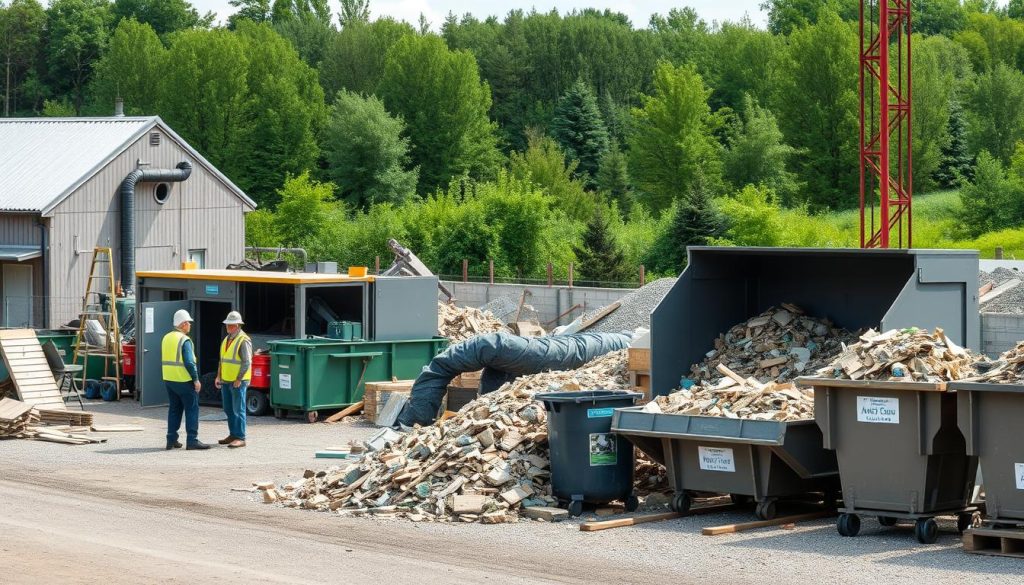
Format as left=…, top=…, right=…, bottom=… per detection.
left=189, top=0, right=770, bottom=29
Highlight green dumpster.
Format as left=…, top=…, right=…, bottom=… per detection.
left=268, top=337, right=448, bottom=420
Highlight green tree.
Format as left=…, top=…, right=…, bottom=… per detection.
left=338, top=0, right=369, bottom=27
left=550, top=79, right=609, bottom=185
left=574, top=207, right=629, bottom=283
left=89, top=18, right=166, bottom=115
left=937, top=98, right=972, bottom=188
left=273, top=171, right=341, bottom=248
left=595, top=140, right=631, bottom=211
left=702, top=19, right=781, bottom=112
left=273, top=12, right=333, bottom=67
left=773, top=10, right=859, bottom=210
left=508, top=129, right=593, bottom=221
left=46, top=0, right=112, bottom=114
left=968, top=62, right=1024, bottom=164
left=716, top=185, right=784, bottom=247
left=723, top=94, right=798, bottom=201
left=111, top=0, right=213, bottom=36
left=760, top=0, right=857, bottom=35
left=628, top=60, right=721, bottom=212
left=378, top=34, right=501, bottom=193
left=41, top=97, right=75, bottom=116
left=649, top=7, right=708, bottom=66
left=228, top=0, right=270, bottom=27
left=234, top=22, right=326, bottom=207
left=915, top=0, right=967, bottom=36
left=0, top=0, right=46, bottom=116
left=959, top=150, right=1024, bottom=236
left=318, top=18, right=412, bottom=101
left=645, top=176, right=727, bottom=274
left=324, top=90, right=418, bottom=208
left=911, top=34, right=972, bottom=192
left=1012, top=0, right=1024, bottom=20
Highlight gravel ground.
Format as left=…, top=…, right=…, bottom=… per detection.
left=582, top=277, right=677, bottom=334
left=981, top=267, right=1024, bottom=314
left=2, top=398, right=1019, bottom=584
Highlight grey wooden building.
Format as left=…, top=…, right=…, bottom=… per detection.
left=0, top=116, right=256, bottom=328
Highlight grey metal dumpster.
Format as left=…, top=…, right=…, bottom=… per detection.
left=953, top=381, right=1024, bottom=526
left=800, top=378, right=979, bottom=543
left=612, top=407, right=840, bottom=520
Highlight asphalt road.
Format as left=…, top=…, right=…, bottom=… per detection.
left=0, top=400, right=1020, bottom=584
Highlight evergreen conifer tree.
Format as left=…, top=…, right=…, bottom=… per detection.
left=574, top=208, right=629, bottom=283
left=937, top=98, right=973, bottom=188
left=551, top=79, right=609, bottom=186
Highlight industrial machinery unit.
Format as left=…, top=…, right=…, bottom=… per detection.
left=134, top=268, right=438, bottom=413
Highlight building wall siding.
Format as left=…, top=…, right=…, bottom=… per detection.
left=0, top=214, right=41, bottom=246
left=47, top=127, right=248, bottom=326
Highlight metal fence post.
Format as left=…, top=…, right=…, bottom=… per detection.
left=488, top=259, right=494, bottom=285
left=568, top=262, right=574, bottom=288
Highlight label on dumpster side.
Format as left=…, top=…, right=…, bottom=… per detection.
left=589, top=433, right=617, bottom=466
left=698, top=446, right=735, bottom=472
left=1016, top=463, right=1024, bottom=490
left=587, top=407, right=614, bottom=418
left=856, top=396, right=899, bottom=424
left=205, top=284, right=219, bottom=295
left=279, top=374, right=291, bottom=389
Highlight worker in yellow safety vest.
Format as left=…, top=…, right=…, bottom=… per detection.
left=162, top=309, right=210, bottom=450
left=215, top=310, right=252, bottom=449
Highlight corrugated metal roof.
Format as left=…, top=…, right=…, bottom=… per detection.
left=0, top=116, right=256, bottom=214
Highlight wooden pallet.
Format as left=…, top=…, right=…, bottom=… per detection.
left=0, top=330, right=64, bottom=411
left=963, top=527, right=1024, bottom=558
left=363, top=380, right=414, bottom=423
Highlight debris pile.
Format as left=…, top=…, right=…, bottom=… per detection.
left=266, top=351, right=632, bottom=523
left=478, top=295, right=540, bottom=325
left=653, top=367, right=814, bottom=422
left=817, top=328, right=984, bottom=382
left=689, top=305, right=857, bottom=386
left=0, top=397, right=39, bottom=438
left=967, top=341, right=1024, bottom=383
left=438, top=302, right=509, bottom=342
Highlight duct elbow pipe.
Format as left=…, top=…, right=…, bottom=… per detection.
left=120, top=161, right=193, bottom=294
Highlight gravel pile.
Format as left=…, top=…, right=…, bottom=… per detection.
left=478, top=295, right=540, bottom=324
left=583, top=278, right=677, bottom=333
left=981, top=268, right=1024, bottom=314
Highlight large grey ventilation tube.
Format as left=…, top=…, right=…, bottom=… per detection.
left=120, top=161, right=193, bottom=294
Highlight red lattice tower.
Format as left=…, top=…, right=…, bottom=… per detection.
left=860, top=0, right=912, bottom=248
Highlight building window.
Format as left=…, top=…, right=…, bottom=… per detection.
left=188, top=249, right=206, bottom=269
left=150, top=132, right=161, bottom=146
left=154, top=183, right=170, bottom=204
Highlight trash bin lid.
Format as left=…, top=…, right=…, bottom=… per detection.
left=536, top=390, right=643, bottom=404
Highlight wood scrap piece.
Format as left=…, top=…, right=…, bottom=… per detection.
left=375, top=393, right=408, bottom=428
left=324, top=401, right=364, bottom=424
left=701, top=510, right=834, bottom=536
left=578, top=301, right=621, bottom=331
left=89, top=425, right=144, bottom=432
left=579, top=504, right=738, bottom=532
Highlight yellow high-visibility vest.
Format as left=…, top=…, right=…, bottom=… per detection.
left=161, top=330, right=192, bottom=382
left=219, top=332, right=251, bottom=382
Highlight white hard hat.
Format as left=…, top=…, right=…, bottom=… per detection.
left=222, top=311, right=244, bottom=325
left=173, top=309, right=193, bottom=327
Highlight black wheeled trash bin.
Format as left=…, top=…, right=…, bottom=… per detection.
left=537, top=390, right=643, bottom=516
left=800, top=378, right=979, bottom=544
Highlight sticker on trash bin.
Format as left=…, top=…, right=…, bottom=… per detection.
left=278, top=373, right=292, bottom=389
left=1016, top=463, right=1024, bottom=490
left=589, top=433, right=617, bottom=466
left=698, top=446, right=736, bottom=472
left=587, top=407, right=614, bottom=418
left=856, top=396, right=899, bottom=424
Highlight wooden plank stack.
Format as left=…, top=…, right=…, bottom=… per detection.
left=37, top=408, right=94, bottom=427
left=0, top=397, right=40, bottom=438
left=438, top=302, right=509, bottom=343
left=363, top=380, right=415, bottom=423
left=265, top=350, right=632, bottom=523
left=816, top=327, right=986, bottom=382
left=653, top=364, right=814, bottom=422
left=688, top=305, right=857, bottom=387
left=627, top=348, right=651, bottom=401
left=0, top=329, right=64, bottom=411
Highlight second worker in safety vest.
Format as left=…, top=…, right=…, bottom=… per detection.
left=215, top=311, right=252, bottom=449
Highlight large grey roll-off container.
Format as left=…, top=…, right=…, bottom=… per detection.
left=953, top=381, right=1024, bottom=526
left=537, top=390, right=643, bottom=516
left=798, top=378, right=979, bottom=544
left=651, top=248, right=979, bottom=397
left=612, top=408, right=839, bottom=519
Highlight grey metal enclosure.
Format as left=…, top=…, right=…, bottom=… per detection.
left=135, top=269, right=438, bottom=406
left=954, top=381, right=1024, bottom=524
left=651, top=248, right=979, bottom=397
left=612, top=407, right=839, bottom=519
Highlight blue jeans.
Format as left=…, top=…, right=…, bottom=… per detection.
left=166, top=381, right=199, bottom=445
left=221, top=381, right=248, bottom=441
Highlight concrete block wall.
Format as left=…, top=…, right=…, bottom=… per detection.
left=441, top=281, right=635, bottom=327
left=981, top=313, right=1024, bottom=357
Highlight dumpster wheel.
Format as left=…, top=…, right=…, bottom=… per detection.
left=670, top=493, right=691, bottom=514
left=306, top=410, right=319, bottom=424
left=837, top=513, right=860, bottom=537
left=878, top=516, right=898, bottom=527
left=914, top=518, right=938, bottom=544
left=957, top=511, right=981, bottom=533
left=273, top=408, right=287, bottom=420
left=754, top=499, right=778, bottom=521
left=624, top=495, right=639, bottom=513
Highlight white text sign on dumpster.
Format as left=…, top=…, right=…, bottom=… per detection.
left=857, top=396, right=899, bottom=424
left=698, top=446, right=736, bottom=472
left=1016, top=463, right=1024, bottom=490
